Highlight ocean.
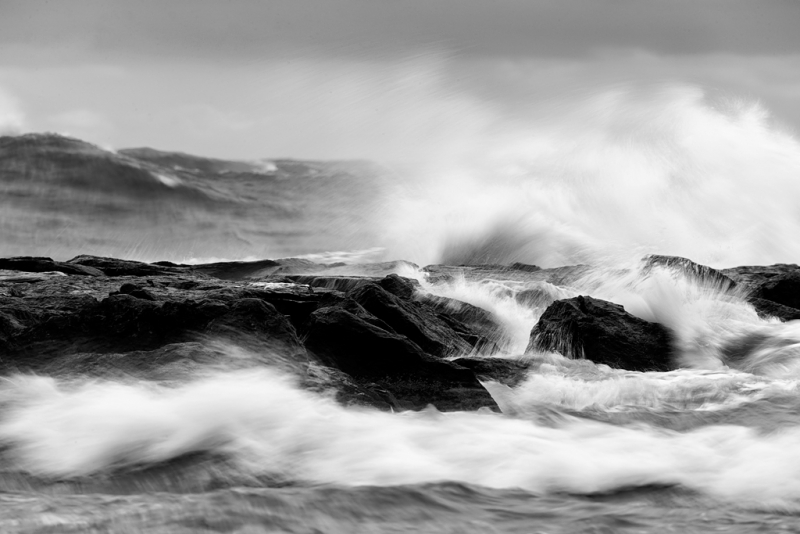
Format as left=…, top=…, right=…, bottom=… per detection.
left=3, top=86, right=800, bottom=532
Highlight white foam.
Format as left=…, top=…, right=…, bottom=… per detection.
left=2, top=369, right=800, bottom=507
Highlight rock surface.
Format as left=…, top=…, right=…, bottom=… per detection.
left=527, top=295, right=674, bottom=372
left=722, top=264, right=800, bottom=321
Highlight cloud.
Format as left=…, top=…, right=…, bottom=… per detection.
left=0, top=87, right=25, bottom=134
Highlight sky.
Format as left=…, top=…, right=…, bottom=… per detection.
left=1, top=0, right=799, bottom=159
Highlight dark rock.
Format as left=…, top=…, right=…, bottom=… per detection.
left=348, top=282, right=473, bottom=358
left=379, top=273, right=421, bottom=300
left=416, top=293, right=503, bottom=353
left=528, top=295, right=674, bottom=372
left=721, top=264, right=800, bottom=288
left=117, top=283, right=157, bottom=301
left=749, top=269, right=800, bottom=310
left=190, top=259, right=281, bottom=281
left=4, top=293, right=305, bottom=370
left=748, top=298, right=800, bottom=322
left=644, top=255, right=736, bottom=289
left=284, top=275, right=368, bottom=293
left=0, top=256, right=103, bottom=276
left=303, top=306, right=497, bottom=411
left=205, top=298, right=306, bottom=358
left=450, top=357, right=531, bottom=386
left=508, top=262, right=541, bottom=273
left=67, top=255, right=182, bottom=277
left=720, top=264, right=800, bottom=322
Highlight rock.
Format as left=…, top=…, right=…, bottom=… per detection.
left=0, top=254, right=507, bottom=412
left=718, top=264, right=800, bottom=322
left=4, top=293, right=305, bottom=370
left=284, top=275, right=369, bottom=293
left=376, top=274, right=501, bottom=352
left=527, top=295, right=674, bottom=372
left=117, top=282, right=157, bottom=301
left=379, top=273, right=421, bottom=300
left=67, top=255, right=182, bottom=277
left=450, top=357, right=531, bottom=386
left=303, top=307, right=497, bottom=411
left=0, top=256, right=103, bottom=276
left=347, top=282, right=473, bottom=358
left=508, top=262, right=541, bottom=273
left=644, top=255, right=736, bottom=289
left=748, top=298, right=800, bottom=322
left=749, top=269, right=800, bottom=310
left=415, top=293, right=503, bottom=353
left=189, top=259, right=281, bottom=281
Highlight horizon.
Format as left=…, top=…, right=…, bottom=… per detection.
left=1, top=0, right=800, bottom=160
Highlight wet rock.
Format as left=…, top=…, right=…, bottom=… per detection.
left=377, top=274, right=500, bottom=352
left=284, top=275, right=368, bottom=293
left=116, top=282, right=157, bottom=301
left=189, top=259, right=280, bottom=281
left=749, top=269, right=800, bottom=310
left=644, top=255, right=736, bottom=289
left=508, top=262, right=541, bottom=273
left=450, top=357, right=531, bottom=386
left=721, top=264, right=800, bottom=319
left=303, top=306, right=497, bottom=411
left=4, top=292, right=305, bottom=371
left=67, top=255, right=182, bottom=277
left=748, top=298, right=800, bottom=322
left=348, top=282, right=473, bottom=358
left=416, top=294, right=503, bottom=353
left=0, top=256, right=103, bottom=276
left=528, top=295, right=674, bottom=372
left=378, top=273, right=421, bottom=300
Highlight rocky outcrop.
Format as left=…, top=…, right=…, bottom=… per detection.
left=303, top=307, right=496, bottom=411
left=347, top=282, right=474, bottom=358
left=0, top=256, right=502, bottom=412
left=527, top=295, right=674, bottom=372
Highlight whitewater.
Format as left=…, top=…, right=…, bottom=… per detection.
left=5, top=85, right=800, bottom=532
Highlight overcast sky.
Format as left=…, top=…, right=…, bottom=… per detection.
left=1, top=0, right=799, bottom=159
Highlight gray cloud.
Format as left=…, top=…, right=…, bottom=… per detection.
left=2, top=0, right=800, bottom=66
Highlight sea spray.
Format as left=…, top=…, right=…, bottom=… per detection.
left=381, top=85, right=800, bottom=269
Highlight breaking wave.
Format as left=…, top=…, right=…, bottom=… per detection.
left=1, top=367, right=800, bottom=507
left=383, top=85, right=800, bottom=269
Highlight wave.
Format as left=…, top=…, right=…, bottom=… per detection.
left=2, top=367, right=800, bottom=507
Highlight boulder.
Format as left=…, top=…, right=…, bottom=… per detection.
left=527, top=295, right=674, bottom=372
left=303, top=306, right=497, bottom=411
left=720, top=264, right=800, bottom=321
left=749, top=269, right=800, bottom=310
